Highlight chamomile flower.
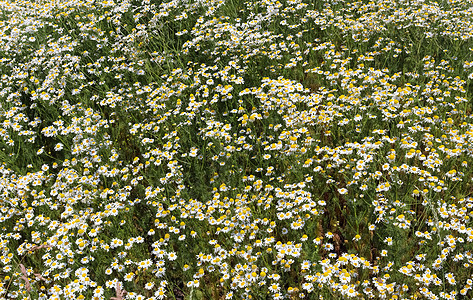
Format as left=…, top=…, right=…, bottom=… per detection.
left=144, top=282, right=155, bottom=290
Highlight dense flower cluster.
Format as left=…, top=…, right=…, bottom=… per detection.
left=1, top=0, right=473, bottom=299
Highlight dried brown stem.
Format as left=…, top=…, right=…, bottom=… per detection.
left=19, top=264, right=31, bottom=292
left=110, top=281, right=127, bottom=300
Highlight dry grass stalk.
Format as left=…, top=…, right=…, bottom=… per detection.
left=19, top=264, right=31, bottom=292
left=29, top=244, right=53, bottom=252
left=34, top=273, right=47, bottom=281
left=110, top=281, right=127, bottom=300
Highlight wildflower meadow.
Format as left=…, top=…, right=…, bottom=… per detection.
left=1, top=0, right=473, bottom=299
